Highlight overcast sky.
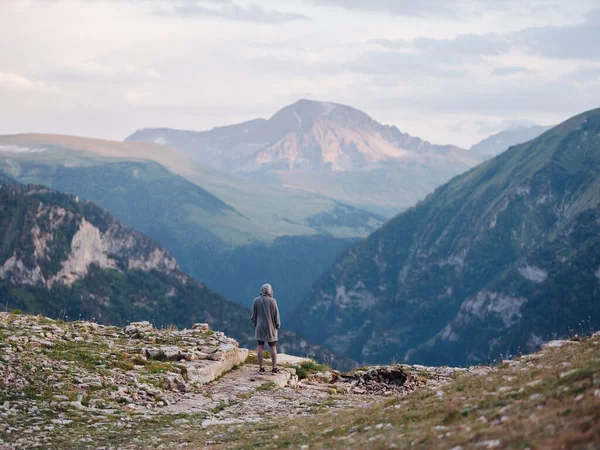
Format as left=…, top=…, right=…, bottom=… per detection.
left=1, top=0, right=599, bottom=147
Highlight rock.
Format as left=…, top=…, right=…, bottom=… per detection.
left=145, top=347, right=162, bottom=359
left=181, top=352, right=197, bottom=361
left=192, top=323, right=210, bottom=331
left=163, top=374, right=187, bottom=392
left=309, top=371, right=334, bottom=383
left=559, top=369, right=578, bottom=379
left=173, top=418, right=189, bottom=425
left=161, top=346, right=182, bottom=361
left=208, top=351, right=224, bottom=361
left=542, top=340, right=579, bottom=349
left=125, top=321, right=153, bottom=337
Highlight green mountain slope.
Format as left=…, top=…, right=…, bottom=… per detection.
left=293, top=108, right=600, bottom=366
left=0, top=180, right=251, bottom=341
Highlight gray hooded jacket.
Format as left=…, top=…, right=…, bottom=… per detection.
left=251, top=284, right=281, bottom=343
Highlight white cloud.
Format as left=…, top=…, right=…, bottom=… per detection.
left=150, top=1, right=309, bottom=23
left=44, top=61, right=161, bottom=85
left=0, top=72, right=53, bottom=93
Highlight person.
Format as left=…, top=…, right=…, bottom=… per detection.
left=251, top=283, right=281, bottom=373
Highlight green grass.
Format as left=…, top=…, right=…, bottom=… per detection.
left=256, top=382, right=278, bottom=392
left=293, top=360, right=330, bottom=380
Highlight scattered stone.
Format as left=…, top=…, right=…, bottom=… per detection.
left=124, top=321, right=154, bottom=337
left=559, top=369, right=578, bottom=379
left=542, top=340, right=579, bottom=349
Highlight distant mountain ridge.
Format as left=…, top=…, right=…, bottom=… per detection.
left=127, top=99, right=469, bottom=174
left=126, top=99, right=477, bottom=215
left=293, top=107, right=600, bottom=366
left=469, top=124, right=553, bottom=160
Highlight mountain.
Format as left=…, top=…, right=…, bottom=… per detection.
left=470, top=124, right=553, bottom=160
left=0, top=179, right=251, bottom=341
left=126, top=99, right=478, bottom=216
left=0, top=134, right=382, bottom=315
left=0, top=179, right=355, bottom=368
left=292, top=108, right=600, bottom=366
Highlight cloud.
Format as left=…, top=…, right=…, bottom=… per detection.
left=368, top=39, right=411, bottom=50
left=301, top=0, right=569, bottom=18
left=301, top=0, right=470, bottom=17
left=347, top=51, right=469, bottom=78
left=379, top=78, right=597, bottom=116
left=491, top=66, right=531, bottom=76
left=152, top=1, right=309, bottom=23
left=43, top=62, right=161, bottom=86
left=369, top=9, right=600, bottom=62
left=0, top=72, right=52, bottom=93
left=515, top=9, right=600, bottom=59
left=562, top=66, right=600, bottom=83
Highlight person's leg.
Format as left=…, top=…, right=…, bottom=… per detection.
left=268, top=341, right=277, bottom=370
left=257, top=341, right=265, bottom=371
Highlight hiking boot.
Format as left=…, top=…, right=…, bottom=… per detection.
left=259, top=367, right=265, bottom=373
left=272, top=367, right=279, bottom=374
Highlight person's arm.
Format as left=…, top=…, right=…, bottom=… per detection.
left=251, top=300, right=257, bottom=328
left=273, top=300, right=280, bottom=330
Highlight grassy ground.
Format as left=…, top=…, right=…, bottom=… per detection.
left=203, top=334, right=600, bottom=449
left=1, top=312, right=599, bottom=449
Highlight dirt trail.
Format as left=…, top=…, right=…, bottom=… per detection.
left=165, top=358, right=372, bottom=427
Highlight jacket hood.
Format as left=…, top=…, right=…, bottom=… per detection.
left=260, top=283, right=273, bottom=297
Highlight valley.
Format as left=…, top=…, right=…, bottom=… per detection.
left=0, top=134, right=381, bottom=315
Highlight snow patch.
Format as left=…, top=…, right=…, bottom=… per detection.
left=154, top=136, right=167, bottom=145
left=518, top=265, right=547, bottom=283
left=516, top=185, right=530, bottom=196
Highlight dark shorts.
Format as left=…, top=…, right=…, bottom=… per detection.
left=257, top=340, right=277, bottom=347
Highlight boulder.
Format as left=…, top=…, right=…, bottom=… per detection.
left=160, top=346, right=182, bottom=361
left=163, top=374, right=187, bottom=392
left=125, top=321, right=153, bottom=337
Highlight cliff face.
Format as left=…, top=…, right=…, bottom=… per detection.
left=0, top=188, right=177, bottom=288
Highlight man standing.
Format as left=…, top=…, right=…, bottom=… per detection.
left=251, top=283, right=281, bottom=373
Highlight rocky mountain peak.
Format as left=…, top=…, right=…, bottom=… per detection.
left=269, top=99, right=376, bottom=133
